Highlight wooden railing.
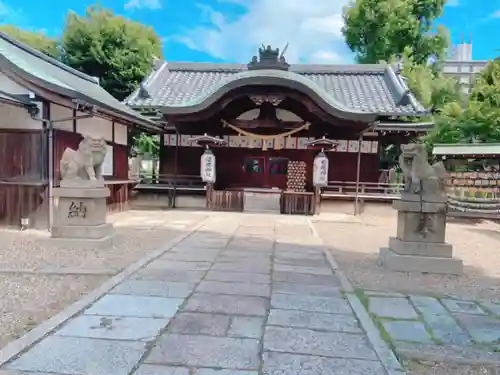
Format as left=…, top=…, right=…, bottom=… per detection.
left=322, top=181, right=405, bottom=201
left=207, top=189, right=244, bottom=212
left=136, top=173, right=205, bottom=191
left=280, top=191, right=315, bottom=215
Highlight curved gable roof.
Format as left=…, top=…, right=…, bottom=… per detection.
left=125, top=61, right=428, bottom=122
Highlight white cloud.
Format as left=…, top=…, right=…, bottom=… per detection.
left=446, top=0, right=459, bottom=6
left=172, top=0, right=354, bottom=64
left=491, top=10, right=500, bottom=18
left=124, top=0, right=162, bottom=11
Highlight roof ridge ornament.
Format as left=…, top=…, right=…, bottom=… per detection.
left=247, top=44, right=290, bottom=71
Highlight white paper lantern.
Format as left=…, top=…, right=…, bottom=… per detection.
left=313, top=151, right=329, bottom=187
left=200, top=149, right=216, bottom=183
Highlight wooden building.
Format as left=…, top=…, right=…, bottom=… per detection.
left=0, top=32, right=162, bottom=228
left=126, top=46, right=431, bottom=213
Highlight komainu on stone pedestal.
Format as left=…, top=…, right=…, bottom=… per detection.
left=378, top=143, right=463, bottom=275
left=49, top=135, right=113, bottom=247
left=60, top=135, right=107, bottom=185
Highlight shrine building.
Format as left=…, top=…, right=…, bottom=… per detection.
left=126, top=46, right=432, bottom=213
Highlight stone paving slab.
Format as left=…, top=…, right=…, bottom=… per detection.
left=55, top=315, right=170, bottom=341
left=85, top=294, right=183, bottom=318
left=262, top=352, right=387, bottom=375
left=273, top=264, right=333, bottom=275
left=272, top=281, right=342, bottom=297
left=110, top=280, right=196, bottom=298
left=133, top=268, right=206, bottom=282
left=263, top=326, right=378, bottom=360
left=271, top=293, right=352, bottom=314
left=5, top=336, right=146, bottom=375
left=145, top=335, right=260, bottom=369
left=183, top=293, right=268, bottom=316
left=273, top=271, right=340, bottom=285
left=195, top=280, right=271, bottom=297
left=368, top=296, right=419, bottom=320
left=0, top=216, right=396, bottom=375
left=382, top=320, right=433, bottom=343
left=360, top=290, right=500, bottom=365
left=211, top=262, right=270, bottom=274
left=168, top=313, right=230, bottom=336
left=227, top=316, right=265, bottom=339
left=267, top=309, right=362, bottom=333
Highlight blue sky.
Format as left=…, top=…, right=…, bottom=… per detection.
left=1, top=0, right=499, bottom=64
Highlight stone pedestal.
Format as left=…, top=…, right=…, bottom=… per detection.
left=50, top=184, right=113, bottom=246
left=379, top=193, right=463, bottom=275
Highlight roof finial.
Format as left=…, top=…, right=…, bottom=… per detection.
left=247, top=44, right=290, bottom=71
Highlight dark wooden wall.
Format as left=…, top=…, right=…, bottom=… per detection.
left=160, top=145, right=380, bottom=190
left=0, top=130, right=47, bottom=180
left=0, top=130, right=47, bottom=226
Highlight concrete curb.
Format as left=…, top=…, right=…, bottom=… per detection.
left=0, top=218, right=209, bottom=366
left=307, top=219, right=406, bottom=375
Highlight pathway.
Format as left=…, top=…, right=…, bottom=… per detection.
left=0, top=214, right=395, bottom=375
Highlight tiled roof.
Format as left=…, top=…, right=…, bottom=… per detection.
left=125, top=61, right=428, bottom=120
left=0, top=32, right=161, bottom=132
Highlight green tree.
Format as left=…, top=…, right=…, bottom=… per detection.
left=61, top=5, right=163, bottom=100
left=424, top=60, right=500, bottom=148
left=342, top=0, right=449, bottom=65
left=0, top=25, right=60, bottom=58
left=132, top=132, right=160, bottom=157
left=398, top=48, right=463, bottom=113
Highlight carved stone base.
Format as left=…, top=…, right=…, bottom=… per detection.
left=388, top=237, right=453, bottom=258
left=379, top=194, right=462, bottom=275
left=379, top=247, right=463, bottom=275
left=50, top=186, right=113, bottom=245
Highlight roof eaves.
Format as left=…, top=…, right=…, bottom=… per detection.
left=0, top=32, right=100, bottom=85
left=382, top=63, right=427, bottom=113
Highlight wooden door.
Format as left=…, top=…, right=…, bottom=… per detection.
left=242, top=156, right=266, bottom=188
left=266, top=157, right=288, bottom=189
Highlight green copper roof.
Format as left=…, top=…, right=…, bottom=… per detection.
left=433, top=143, right=500, bottom=156
left=0, top=32, right=161, bottom=132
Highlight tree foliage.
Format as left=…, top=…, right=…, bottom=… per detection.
left=398, top=48, right=463, bottom=113
left=132, top=132, right=160, bottom=158
left=60, top=5, right=163, bottom=100
left=0, top=25, right=60, bottom=58
left=342, top=0, right=449, bottom=65
left=423, top=60, right=500, bottom=147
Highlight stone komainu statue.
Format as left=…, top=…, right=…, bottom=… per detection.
left=399, top=143, right=446, bottom=195
left=60, top=135, right=108, bottom=181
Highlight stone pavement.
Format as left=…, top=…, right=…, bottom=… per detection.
left=362, top=290, right=500, bottom=365
left=0, top=214, right=394, bottom=375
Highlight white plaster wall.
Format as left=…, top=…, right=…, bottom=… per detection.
left=0, top=102, right=42, bottom=130
left=50, top=103, right=73, bottom=132
left=76, top=114, right=113, bottom=141
left=0, top=72, right=41, bottom=130
left=114, top=122, right=128, bottom=146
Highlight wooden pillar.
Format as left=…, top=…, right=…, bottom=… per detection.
left=314, top=186, right=321, bottom=215
left=206, top=182, right=214, bottom=209
left=354, top=132, right=363, bottom=216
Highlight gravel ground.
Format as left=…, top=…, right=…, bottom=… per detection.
left=314, top=202, right=500, bottom=301
left=0, top=274, right=106, bottom=348
left=0, top=209, right=207, bottom=349
left=405, top=360, right=498, bottom=375
left=0, top=210, right=207, bottom=271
